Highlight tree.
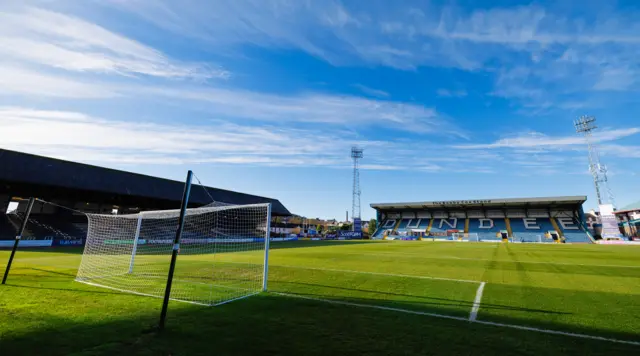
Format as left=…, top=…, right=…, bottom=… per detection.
left=339, top=223, right=351, bottom=231
left=317, top=224, right=324, bottom=233
left=368, top=219, right=377, bottom=235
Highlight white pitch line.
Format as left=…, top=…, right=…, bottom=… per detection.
left=274, top=292, right=640, bottom=347
left=273, top=264, right=482, bottom=284
left=469, top=282, right=486, bottom=321
left=273, top=292, right=467, bottom=321
left=339, top=252, right=640, bottom=269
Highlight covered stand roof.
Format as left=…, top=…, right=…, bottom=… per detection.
left=371, top=196, right=587, bottom=211
left=0, top=149, right=290, bottom=216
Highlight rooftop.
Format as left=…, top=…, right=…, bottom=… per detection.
left=371, top=196, right=587, bottom=211
left=0, top=149, right=291, bottom=215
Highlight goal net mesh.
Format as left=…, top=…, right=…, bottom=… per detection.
left=76, top=203, right=270, bottom=306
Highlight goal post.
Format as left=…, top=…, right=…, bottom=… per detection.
left=128, top=214, right=143, bottom=274
left=76, top=202, right=272, bottom=307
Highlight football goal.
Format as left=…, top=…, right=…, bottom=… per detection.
left=450, top=233, right=479, bottom=242
left=76, top=203, right=271, bottom=306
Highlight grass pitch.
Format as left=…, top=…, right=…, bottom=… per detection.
left=1, top=241, right=639, bottom=355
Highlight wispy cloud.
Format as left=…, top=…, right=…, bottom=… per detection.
left=0, top=107, right=351, bottom=166
left=104, top=1, right=640, bottom=112
left=0, top=107, right=455, bottom=170
left=0, top=107, right=475, bottom=172
left=144, top=86, right=458, bottom=135
left=0, top=65, right=118, bottom=98
left=352, top=84, right=389, bottom=98
left=0, top=6, right=228, bottom=80
left=454, top=129, right=640, bottom=149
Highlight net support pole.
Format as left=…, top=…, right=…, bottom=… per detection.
left=128, top=213, right=143, bottom=274
left=159, top=170, right=192, bottom=330
left=262, top=203, right=272, bottom=292
left=2, top=197, right=35, bottom=285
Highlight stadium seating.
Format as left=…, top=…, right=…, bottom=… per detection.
left=0, top=213, right=87, bottom=240
left=417, top=218, right=431, bottom=230
left=395, top=219, right=411, bottom=233
left=429, top=218, right=464, bottom=233
left=372, top=219, right=399, bottom=238
left=510, top=218, right=557, bottom=243
left=554, top=217, right=592, bottom=243
left=467, top=218, right=507, bottom=241
left=0, top=215, right=18, bottom=239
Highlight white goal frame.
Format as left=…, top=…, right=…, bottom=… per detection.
left=76, top=203, right=272, bottom=306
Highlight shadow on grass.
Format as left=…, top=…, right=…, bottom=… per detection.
left=2, top=283, right=127, bottom=296
left=27, top=267, right=77, bottom=277
left=1, top=292, right=638, bottom=356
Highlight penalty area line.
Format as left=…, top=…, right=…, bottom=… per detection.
left=273, top=292, right=640, bottom=347
left=469, top=282, right=486, bottom=321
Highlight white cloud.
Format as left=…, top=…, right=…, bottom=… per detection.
left=0, top=107, right=473, bottom=173
left=138, top=86, right=461, bottom=135
left=0, top=65, right=118, bottom=98
left=0, top=6, right=228, bottom=80
left=103, top=1, right=640, bottom=113
left=454, top=129, right=640, bottom=149
left=0, top=107, right=352, bottom=166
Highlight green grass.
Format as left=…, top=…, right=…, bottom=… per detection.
left=1, top=241, right=639, bottom=355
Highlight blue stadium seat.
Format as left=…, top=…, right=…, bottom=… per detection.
left=467, top=218, right=507, bottom=241
left=510, top=218, right=556, bottom=243
left=429, top=218, right=463, bottom=233
left=554, top=217, right=592, bottom=243
left=395, top=219, right=411, bottom=233
left=372, top=220, right=391, bottom=238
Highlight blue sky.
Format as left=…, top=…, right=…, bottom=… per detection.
left=1, top=0, right=639, bottom=219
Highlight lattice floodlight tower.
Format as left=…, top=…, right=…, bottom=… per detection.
left=351, top=146, right=364, bottom=226
left=574, top=115, right=616, bottom=206
left=76, top=202, right=271, bottom=306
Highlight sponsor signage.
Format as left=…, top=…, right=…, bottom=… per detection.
left=430, top=200, right=492, bottom=205
left=353, top=218, right=362, bottom=233
left=105, top=239, right=137, bottom=245
left=599, top=204, right=624, bottom=239
left=0, top=240, right=53, bottom=248
left=338, top=231, right=363, bottom=239
left=54, top=239, right=84, bottom=246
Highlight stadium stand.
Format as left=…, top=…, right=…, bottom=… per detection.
left=0, top=149, right=290, bottom=242
left=371, top=196, right=594, bottom=243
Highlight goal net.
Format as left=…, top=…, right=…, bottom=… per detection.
left=76, top=203, right=271, bottom=306
left=450, top=233, right=479, bottom=242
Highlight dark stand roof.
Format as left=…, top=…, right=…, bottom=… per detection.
left=0, top=149, right=290, bottom=215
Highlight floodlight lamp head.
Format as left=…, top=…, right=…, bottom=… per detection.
left=351, top=146, right=364, bottom=159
